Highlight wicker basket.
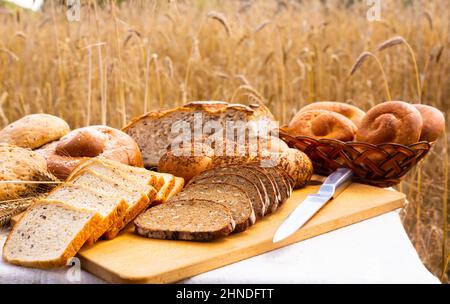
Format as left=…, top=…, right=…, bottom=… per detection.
left=279, top=127, right=432, bottom=187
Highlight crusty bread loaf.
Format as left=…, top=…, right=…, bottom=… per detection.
left=123, top=101, right=275, bottom=167
left=0, top=114, right=70, bottom=149
left=135, top=200, right=236, bottom=241
left=2, top=200, right=102, bottom=268
left=356, top=101, right=423, bottom=145
left=46, top=183, right=128, bottom=244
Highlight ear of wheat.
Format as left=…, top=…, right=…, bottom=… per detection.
left=206, top=11, right=231, bottom=36
left=378, top=36, right=422, bottom=102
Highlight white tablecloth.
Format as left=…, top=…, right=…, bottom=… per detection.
left=0, top=211, right=440, bottom=284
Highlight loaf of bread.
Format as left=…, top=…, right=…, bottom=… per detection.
left=413, top=104, right=445, bottom=142
left=135, top=163, right=294, bottom=241
left=123, top=101, right=275, bottom=167
left=356, top=101, right=423, bottom=145
left=0, top=144, right=57, bottom=202
left=299, top=102, right=366, bottom=127
left=287, top=109, right=357, bottom=141
left=0, top=114, right=70, bottom=149
left=37, top=126, right=144, bottom=180
left=3, top=200, right=102, bottom=268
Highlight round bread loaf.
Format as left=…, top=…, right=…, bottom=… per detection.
left=37, top=126, right=143, bottom=180
left=300, top=101, right=366, bottom=127
left=274, top=148, right=313, bottom=189
left=0, top=114, right=70, bottom=149
left=287, top=109, right=357, bottom=141
left=356, top=101, right=423, bottom=145
left=158, top=142, right=214, bottom=183
left=413, top=104, right=445, bottom=142
left=0, top=144, right=57, bottom=201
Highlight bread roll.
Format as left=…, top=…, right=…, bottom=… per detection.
left=287, top=110, right=357, bottom=141
left=356, top=101, right=423, bottom=145
left=37, top=126, right=143, bottom=180
left=413, top=104, right=445, bottom=142
left=300, top=101, right=365, bottom=127
left=0, top=114, right=70, bottom=149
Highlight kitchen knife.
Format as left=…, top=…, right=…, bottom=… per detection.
left=273, top=168, right=353, bottom=243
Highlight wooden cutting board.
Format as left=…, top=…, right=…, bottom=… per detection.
left=77, top=183, right=405, bottom=283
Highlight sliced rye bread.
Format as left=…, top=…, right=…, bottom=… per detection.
left=2, top=200, right=102, bottom=268
left=170, top=183, right=255, bottom=232
left=188, top=173, right=266, bottom=219
left=134, top=199, right=235, bottom=241
left=67, top=169, right=157, bottom=239
left=46, top=183, right=128, bottom=244
left=259, top=166, right=289, bottom=205
left=189, top=166, right=269, bottom=217
left=240, top=165, right=280, bottom=214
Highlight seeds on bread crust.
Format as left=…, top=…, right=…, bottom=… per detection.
left=134, top=200, right=235, bottom=241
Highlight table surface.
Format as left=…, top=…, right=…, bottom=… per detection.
left=0, top=211, right=440, bottom=284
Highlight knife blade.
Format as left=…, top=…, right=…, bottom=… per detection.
left=273, top=168, right=353, bottom=243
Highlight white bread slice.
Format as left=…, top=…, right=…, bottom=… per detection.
left=2, top=200, right=102, bottom=269
left=69, top=169, right=154, bottom=238
left=164, top=177, right=185, bottom=202
left=152, top=172, right=176, bottom=205
left=69, top=159, right=164, bottom=191
left=46, top=183, right=128, bottom=244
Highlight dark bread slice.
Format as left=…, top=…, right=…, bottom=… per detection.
left=260, top=166, right=291, bottom=204
left=189, top=166, right=269, bottom=217
left=240, top=165, right=280, bottom=214
left=134, top=200, right=235, bottom=241
left=170, top=183, right=255, bottom=232
left=189, top=173, right=265, bottom=219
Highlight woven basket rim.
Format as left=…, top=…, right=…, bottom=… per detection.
left=278, top=126, right=432, bottom=150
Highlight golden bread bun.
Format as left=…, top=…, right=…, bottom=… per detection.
left=413, top=104, right=445, bottom=142
left=287, top=109, right=357, bottom=142
left=300, top=101, right=365, bottom=127
left=356, top=101, right=423, bottom=145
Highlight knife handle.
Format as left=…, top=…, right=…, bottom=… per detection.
left=319, top=168, right=353, bottom=198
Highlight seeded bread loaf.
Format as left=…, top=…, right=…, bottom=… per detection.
left=170, top=183, right=255, bottom=232
left=2, top=200, right=102, bottom=268
left=46, top=183, right=128, bottom=244
left=123, top=101, right=275, bottom=167
left=134, top=200, right=235, bottom=241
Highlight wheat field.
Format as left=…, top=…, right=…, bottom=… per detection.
left=0, top=0, right=448, bottom=282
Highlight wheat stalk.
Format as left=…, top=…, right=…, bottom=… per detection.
left=378, top=36, right=421, bottom=102
left=206, top=11, right=231, bottom=36
left=349, top=51, right=392, bottom=101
